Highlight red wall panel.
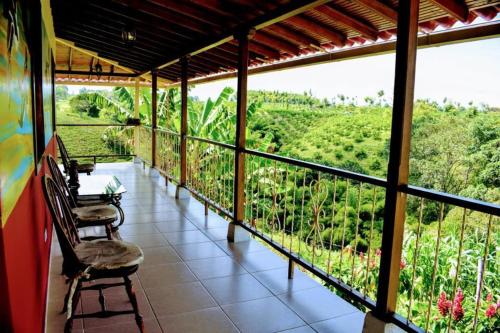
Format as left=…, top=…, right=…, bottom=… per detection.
left=0, top=138, right=56, bottom=333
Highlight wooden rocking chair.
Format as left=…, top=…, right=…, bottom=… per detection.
left=56, top=134, right=95, bottom=175
left=42, top=175, right=144, bottom=333
left=46, top=155, right=117, bottom=240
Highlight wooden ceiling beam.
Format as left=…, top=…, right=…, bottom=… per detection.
left=84, top=0, right=198, bottom=41
left=352, top=0, right=397, bottom=23
left=63, top=38, right=150, bottom=70
left=428, top=0, right=469, bottom=22
left=315, top=5, right=379, bottom=41
left=266, top=23, right=322, bottom=48
left=53, top=8, right=185, bottom=49
left=204, top=49, right=238, bottom=66
left=287, top=15, right=346, bottom=47
left=55, top=23, right=170, bottom=58
left=112, top=0, right=218, bottom=36
left=68, top=47, right=73, bottom=78
left=246, top=41, right=281, bottom=59
left=56, top=38, right=137, bottom=74
left=253, top=31, right=300, bottom=55
left=142, top=0, right=333, bottom=74
left=146, top=0, right=226, bottom=27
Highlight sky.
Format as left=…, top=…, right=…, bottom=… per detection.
left=67, top=37, right=500, bottom=107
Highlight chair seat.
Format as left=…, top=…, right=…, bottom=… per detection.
left=76, top=198, right=109, bottom=207
left=75, top=240, right=144, bottom=271
left=76, top=163, right=95, bottom=174
left=72, top=205, right=117, bottom=222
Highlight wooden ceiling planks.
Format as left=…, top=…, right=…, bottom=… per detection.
left=51, top=0, right=500, bottom=85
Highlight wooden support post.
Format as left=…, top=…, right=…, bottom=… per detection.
left=228, top=30, right=253, bottom=242
left=180, top=57, right=188, bottom=186
left=375, top=0, right=419, bottom=320
left=133, top=78, right=140, bottom=161
left=176, top=57, right=189, bottom=199
left=151, top=70, right=158, bottom=168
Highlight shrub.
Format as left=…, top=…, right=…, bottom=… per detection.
left=343, top=143, right=354, bottom=152
left=338, top=160, right=366, bottom=174
left=335, top=151, right=344, bottom=160
left=313, top=151, right=323, bottom=160
left=370, top=159, right=382, bottom=171
left=355, top=150, right=368, bottom=160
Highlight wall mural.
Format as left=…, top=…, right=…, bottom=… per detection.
left=0, top=0, right=35, bottom=226
left=42, top=20, right=52, bottom=145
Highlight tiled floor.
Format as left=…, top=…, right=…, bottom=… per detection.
left=46, top=162, right=366, bottom=333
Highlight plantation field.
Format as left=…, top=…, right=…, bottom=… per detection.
left=56, top=101, right=133, bottom=163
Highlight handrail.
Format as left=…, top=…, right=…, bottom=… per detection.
left=401, top=184, right=500, bottom=216
left=57, top=123, right=134, bottom=127
left=155, top=128, right=180, bottom=136
left=244, top=148, right=388, bottom=187
left=186, top=135, right=236, bottom=151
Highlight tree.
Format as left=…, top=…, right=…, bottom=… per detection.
left=56, top=85, right=69, bottom=101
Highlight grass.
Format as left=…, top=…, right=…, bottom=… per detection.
left=56, top=101, right=133, bottom=163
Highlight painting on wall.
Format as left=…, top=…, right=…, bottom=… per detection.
left=0, top=1, right=35, bottom=226
left=41, top=20, right=52, bottom=145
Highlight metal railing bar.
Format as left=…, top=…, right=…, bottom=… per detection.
left=186, top=186, right=234, bottom=220
left=186, top=135, right=237, bottom=150
left=67, top=154, right=135, bottom=158
left=244, top=148, right=387, bottom=187
left=155, top=128, right=181, bottom=136
left=401, top=184, right=500, bottom=216
left=57, top=124, right=134, bottom=127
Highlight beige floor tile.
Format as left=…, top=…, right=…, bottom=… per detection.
left=117, top=223, right=159, bottom=236
left=186, top=256, right=247, bottom=280
left=158, top=307, right=239, bottom=333
left=311, top=312, right=366, bottom=333
left=234, top=247, right=288, bottom=273
left=278, top=287, right=358, bottom=324
left=202, top=273, right=272, bottom=305
left=173, top=242, right=227, bottom=261
left=154, top=219, right=197, bottom=232
left=83, top=318, right=162, bottom=333
left=222, top=296, right=305, bottom=333
left=253, top=267, right=320, bottom=295
left=162, top=230, right=211, bottom=245
left=146, top=281, right=217, bottom=316
left=139, top=246, right=182, bottom=266
left=138, top=262, right=197, bottom=288
left=121, top=233, right=169, bottom=248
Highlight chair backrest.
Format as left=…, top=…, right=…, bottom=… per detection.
left=42, top=175, right=82, bottom=277
left=46, top=154, right=77, bottom=208
left=56, top=134, right=70, bottom=174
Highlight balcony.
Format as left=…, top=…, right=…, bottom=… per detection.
left=46, top=162, right=367, bottom=333
left=48, top=117, right=500, bottom=332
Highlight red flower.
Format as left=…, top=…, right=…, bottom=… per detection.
left=452, top=289, right=464, bottom=322
left=437, top=292, right=452, bottom=317
left=375, top=249, right=381, bottom=257
left=485, top=304, right=497, bottom=318
left=400, top=259, right=406, bottom=270
left=486, top=293, right=493, bottom=302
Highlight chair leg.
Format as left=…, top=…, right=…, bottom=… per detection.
left=124, top=276, right=144, bottom=332
left=64, top=280, right=82, bottom=333
left=105, top=224, right=113, bottom=240
left=62, top=281, right=72, bottom=313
